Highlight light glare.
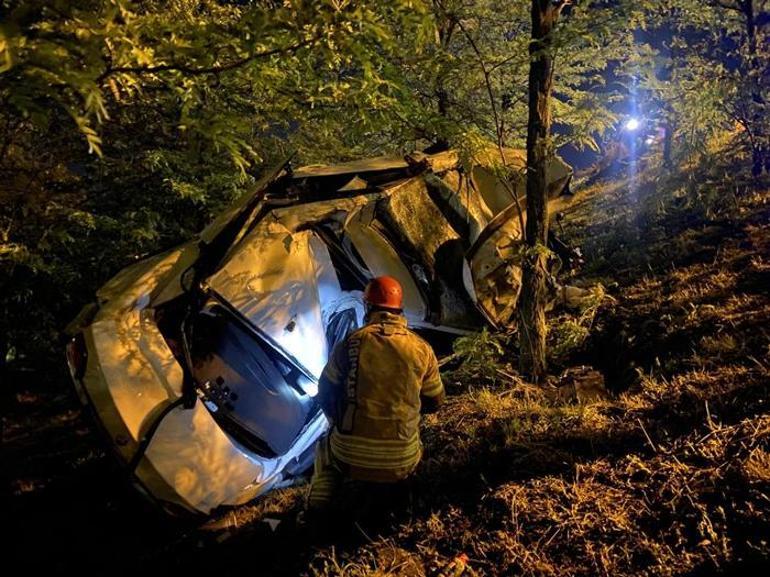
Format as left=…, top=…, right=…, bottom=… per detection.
left=625, top=118, right=641, bottom=131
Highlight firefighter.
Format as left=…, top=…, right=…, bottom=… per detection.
left=307, top=275, right=445, bottom=515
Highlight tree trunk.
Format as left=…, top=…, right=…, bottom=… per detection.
left=0, top=330, right=9, bottom=407
left=741, top=0, right=767, bottom=176
left=662, top=104, right=675, bottom=168
left=430, top=1, right=455, bottom=152
left=519, top=0, right=558, bottom=383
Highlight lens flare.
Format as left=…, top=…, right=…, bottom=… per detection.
left=624, top=118, right=641, bottom=131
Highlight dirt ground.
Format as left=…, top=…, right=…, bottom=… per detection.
left=5, top=164, right=770, bottom=576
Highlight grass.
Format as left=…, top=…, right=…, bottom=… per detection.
left=5, top=153, right=770, bottom=576
left=288, top=156, right=770, bottom=576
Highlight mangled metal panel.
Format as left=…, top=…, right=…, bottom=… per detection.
left=460, top=148, right=573, bottom=326
left=468, top=231, right=523, bottom=326
left=471, top=148, right=527, bottom=218
left=372, top=176, right=487, bottom=330
left=206, top=223, right=335, bottom=379
left=77, top=244, right=316, bottom=514
left=377, top=176, right=459, bottom=274
left=137, top=397, right=267, bottom=513
left=345, top=199, right=428, bottom=323
left=199, top=161, right=288, bottom=245
left=292, top=156, right=409, bottom=178
left=95, top=246, right=187, bottom=311
left=206, top=194, right=376, bottom=377
left=151, top=242, right=200, bottom=306
left=423, top=171, right=489, bottom=244
left=86, top=310, right=182, bottom=461
left=469, top=147, right=572, bottom=220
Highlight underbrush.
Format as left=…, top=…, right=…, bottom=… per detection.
left=303, top=363, right=769, bottom=576
left=128, top=158, right=770, bottom=577
left=7, top=156, right=769, bottom=577
left=292, top=160, right=770, bottom=576
left=443, top=328, right=515, bottom=387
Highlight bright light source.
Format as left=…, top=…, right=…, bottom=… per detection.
left=624, top=118, right=641, bottom=131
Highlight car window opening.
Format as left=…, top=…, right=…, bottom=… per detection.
left=308, top=222, right=369, bottom=292
left=190, top=305, right=319, bottom=458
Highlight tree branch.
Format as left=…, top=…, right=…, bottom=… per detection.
left=707, top=0, right=744, bottom=13
left=553, top=0, right=575, bottom=18
left=97, top=34, right=322, bottom=82
left=449, top=6, right=527, bottom=233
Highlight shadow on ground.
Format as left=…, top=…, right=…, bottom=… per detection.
left=5, top=164, right=770, bottom=576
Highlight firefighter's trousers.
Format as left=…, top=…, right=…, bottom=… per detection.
left=307, top=435, right=412, bottom=519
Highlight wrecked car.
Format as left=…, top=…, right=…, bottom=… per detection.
left=65, top=148, right=573, bottom=515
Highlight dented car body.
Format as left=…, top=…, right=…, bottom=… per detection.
left=65, top=149, right=572, bottom=515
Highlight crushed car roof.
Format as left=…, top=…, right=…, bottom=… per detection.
left=69, top=146, right=574, bottom=515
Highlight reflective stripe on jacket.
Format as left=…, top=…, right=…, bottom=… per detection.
left=317, top=310, right=444, bottom=482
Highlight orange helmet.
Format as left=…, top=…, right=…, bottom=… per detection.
left=364, top=276, right=403, bottom=310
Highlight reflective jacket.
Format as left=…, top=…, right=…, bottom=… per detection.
left=317, top=310, right=445, bottom=482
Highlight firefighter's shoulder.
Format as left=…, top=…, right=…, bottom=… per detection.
left=348, top=323, right=378, bottom=340
left=404, top=327, right=437, bottom=356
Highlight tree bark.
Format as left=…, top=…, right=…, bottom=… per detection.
left=662, top=101, right=675, bottom=168
left=660, top=40, right=675, bottom=169
left=742, top=0, right=767, bottom=176
left=519, top=0, right=560, bottom=383
left=0, top=330, right=9, bottom=407
left=430, top=1, right=456, bottom=151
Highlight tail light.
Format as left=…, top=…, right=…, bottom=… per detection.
left=66, top=333, right=88, bottom=381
